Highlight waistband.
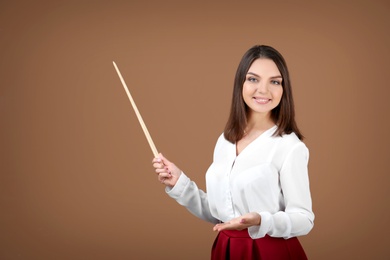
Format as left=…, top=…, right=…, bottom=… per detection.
left=220, top=229, right=252, bottom=238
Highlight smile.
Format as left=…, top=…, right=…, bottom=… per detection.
left=253, top=97, right=271, bottom=104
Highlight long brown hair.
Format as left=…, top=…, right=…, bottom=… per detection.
left=223, top=45, right=303, bottom=143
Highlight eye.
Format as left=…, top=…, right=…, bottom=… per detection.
left=247, top=76, right=258, bottom=83
left=271, top=80, right=282, bottom=85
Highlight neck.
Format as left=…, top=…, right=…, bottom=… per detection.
left=246, top=112, right=275, bottom=133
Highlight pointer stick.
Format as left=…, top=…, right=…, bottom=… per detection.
left=112, top=61, right=159, bottom=157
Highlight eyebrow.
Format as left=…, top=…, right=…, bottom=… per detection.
left=247, top=72, right=282, bottom=79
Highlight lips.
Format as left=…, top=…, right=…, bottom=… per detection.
left=253, top=97, right=271, bottom=104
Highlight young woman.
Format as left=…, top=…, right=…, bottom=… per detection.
left=152, top=45, right=314, bottom=259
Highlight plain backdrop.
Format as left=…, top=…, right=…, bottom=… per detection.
left=1, top=0, right=389, bottom=259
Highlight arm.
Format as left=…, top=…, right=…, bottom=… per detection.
left=152, top=154, right=219, bottom=224
left=249, top=143, right=314, bottom=239
left=166, top=172, right=219, bottom=224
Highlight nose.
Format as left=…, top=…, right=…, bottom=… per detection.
left=257, top=81, right=268, bottom=94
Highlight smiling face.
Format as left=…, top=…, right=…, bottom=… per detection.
left=242, top=58, right=283, bottom=121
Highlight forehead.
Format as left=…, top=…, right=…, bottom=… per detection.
left=248, top=58, right=281, bottom=76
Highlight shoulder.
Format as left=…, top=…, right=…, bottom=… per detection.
left=212, top=133, right=234, bottom=160
left=215, top=133, right=234, bottom=150
left=278, top=132, right=305, bottom=147
left=273, top=132, right=309, bottom=161
left=215, top=133, right=232, bottom=147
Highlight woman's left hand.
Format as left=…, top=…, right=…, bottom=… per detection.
left=213, top=212, right=261, bottom=232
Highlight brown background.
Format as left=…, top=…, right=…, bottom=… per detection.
left=1, top=0, right=389, bottom=259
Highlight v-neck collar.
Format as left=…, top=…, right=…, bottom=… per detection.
left=234, top=125, right=277, bottom=157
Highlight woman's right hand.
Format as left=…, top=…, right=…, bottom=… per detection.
left=152, top=153, right=181, bottom=187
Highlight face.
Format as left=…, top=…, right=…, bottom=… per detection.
left=242, top=58, right=283, bottom=119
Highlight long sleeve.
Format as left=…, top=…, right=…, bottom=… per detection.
left=248, top=142, right=314, bottom=239
left=165, top=172, right=220, bottom=224
left=164, top=129, right=314, bottom=239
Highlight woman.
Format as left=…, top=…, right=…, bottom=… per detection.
left=152, top=45, right=314, bottom=259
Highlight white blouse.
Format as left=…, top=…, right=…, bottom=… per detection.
left=166, top=125, right=314, bottom=239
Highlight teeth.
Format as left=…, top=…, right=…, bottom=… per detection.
left=255, top=98, right=269, bottom=102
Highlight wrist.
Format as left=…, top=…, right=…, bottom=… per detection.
left=254, top=212, right=261, bottom=226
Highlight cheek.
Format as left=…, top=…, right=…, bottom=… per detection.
left=275, top=88, right=283, bottom=101
left=242, top=83, right=252, bottom=96
left=242, top=82, right=249, bottom=92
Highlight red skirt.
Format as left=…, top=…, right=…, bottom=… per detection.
left=211, top=229, right=307, bottom=260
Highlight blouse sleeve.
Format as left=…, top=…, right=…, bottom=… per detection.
left=248, top=142, right=315, bottom=239
left=165, top=172, right=220, bottom=224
